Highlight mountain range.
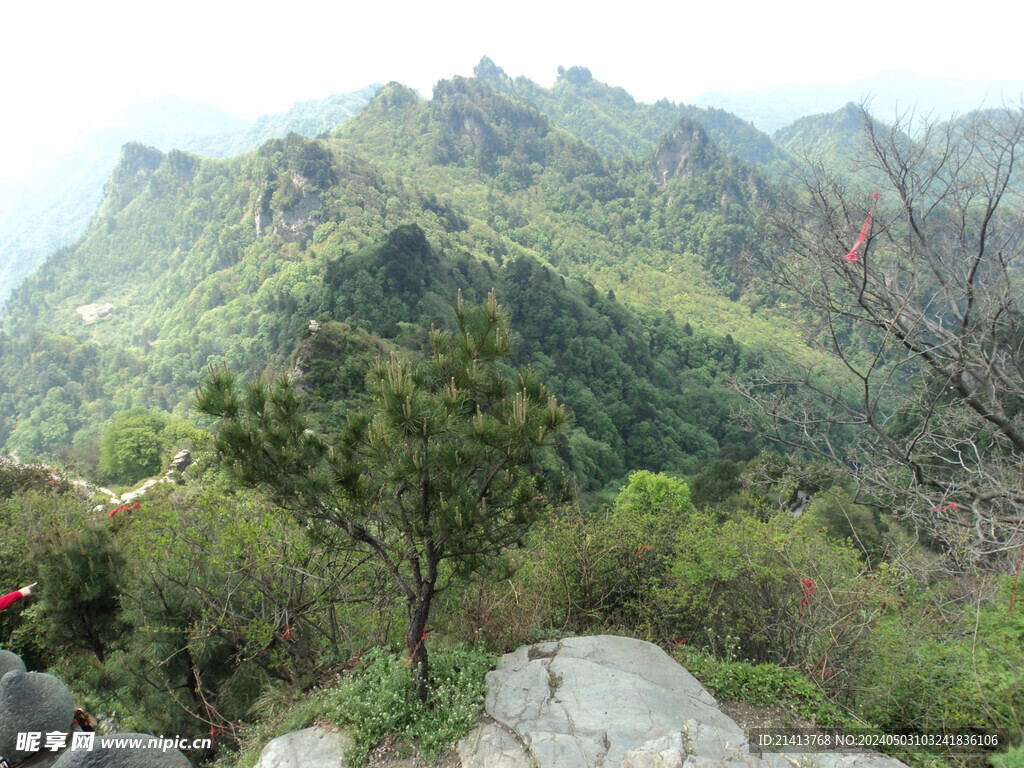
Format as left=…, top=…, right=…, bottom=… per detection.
left=4, top=64, right=1005, bottom=312
left=0, top=87, right=380, bottom=309
left=690, top=71, right=1024, bottom=132
left=0, top=59, right=963, bottom=490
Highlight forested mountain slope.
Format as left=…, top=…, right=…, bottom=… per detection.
left=772, top=102, right=874, bottom=169
left=0, top=74, right=830, bottom=489
left=473, top=57, right=791, bottom=172
left=4, top=71, right=1024, bottom=768
left=0, top=87, right=380, bottom=311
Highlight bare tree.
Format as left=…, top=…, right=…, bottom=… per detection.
left=737, top=103, right=1024, bottom=563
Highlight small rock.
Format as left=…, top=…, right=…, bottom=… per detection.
left=169, top=450, right=192, bottom=473
left=255, top=726, right=351, bottom=768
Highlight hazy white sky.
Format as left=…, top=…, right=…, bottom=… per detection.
left=3, top=0, right=1022, bottom=182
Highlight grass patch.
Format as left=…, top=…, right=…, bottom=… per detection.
left=209, top=641, right=495, bottom=768
left=676, top=649, right=845, bottom=727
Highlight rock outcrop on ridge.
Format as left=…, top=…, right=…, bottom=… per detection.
left=3, top=637, right=914, bottom=768
left=456, top=635, right=908, bottom=768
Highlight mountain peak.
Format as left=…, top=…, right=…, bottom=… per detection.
left=652, top=118, right=715, bottom=184
left=373, top=82, right=421, bottom=109
left=557, top=65, right=594, bottom=86
left=474, top=57, right=512, bottom=89
left=101, top=142, right=165, bottom=213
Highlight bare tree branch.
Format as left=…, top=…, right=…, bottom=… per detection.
left=741, top=102, right=1024, bottom=564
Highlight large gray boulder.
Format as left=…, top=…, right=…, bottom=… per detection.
left=51, top=733, right=193, bottom=767
left=254, top=726, right=350, bottom=768
left=458, top=635, right=909, bottom=768
left=0, top=669, right=75, bottom=760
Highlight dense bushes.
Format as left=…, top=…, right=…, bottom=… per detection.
left=855, top=576, right=1024, bottom=747
left=452, top=467, right=1023, bottom=766
left=2, top=451, right=1022, bottom=766
left=521, top=471, right=888, bottom=683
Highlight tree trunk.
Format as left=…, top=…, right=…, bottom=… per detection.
left=407, top=586, right=433, bottom=703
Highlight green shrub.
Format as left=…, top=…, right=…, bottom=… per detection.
left=0, top=485, right=96, bottom=668
left=316, top=643, right=496, bottom=765
left=856, top=577, right=1024, bottom=747
left=665, top=510, right=887, bottom=677
left=108, top=479, right=395, bottom=734
left=529, top=472, right=696, bottom=637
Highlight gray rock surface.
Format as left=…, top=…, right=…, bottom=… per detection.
left=457, top=635, right=909, bottom=768
left=0, top=669, right=75, bottom=759
left=254, top=726, right=350, bottom=768
left=51, top=733, right=193, bottom=767
left=0, top=648, right=26, bottom=677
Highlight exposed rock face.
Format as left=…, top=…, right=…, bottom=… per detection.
left=169, top=449, right=192, bottom=473
left=75, top=302, right=114, bottom=324
left=457, top=635, right=909, bottom=768
left=652, top=120, right=714, bottom=185
left=254, top=726, right=351, bottom=768
left=274, top=178, right=321, bottom=243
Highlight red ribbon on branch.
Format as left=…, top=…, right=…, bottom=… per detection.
left=405, top=627, right=427, bottom=667
left=108, top=502, right=142, bottom=518
left=799, top=577, right=816, bottom=615
left=843, top=193, right=879, bottom=261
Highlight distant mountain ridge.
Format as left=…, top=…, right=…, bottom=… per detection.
left=473, top=57, right=789, bottom=171
left=0, top=86, right=380, bottom=309
left=690, top=71, right=1024, bottom=133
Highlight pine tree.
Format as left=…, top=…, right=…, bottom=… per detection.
left=37, top=524, right=124, bottom=664
left=195, top=290, right=567, bottom=700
